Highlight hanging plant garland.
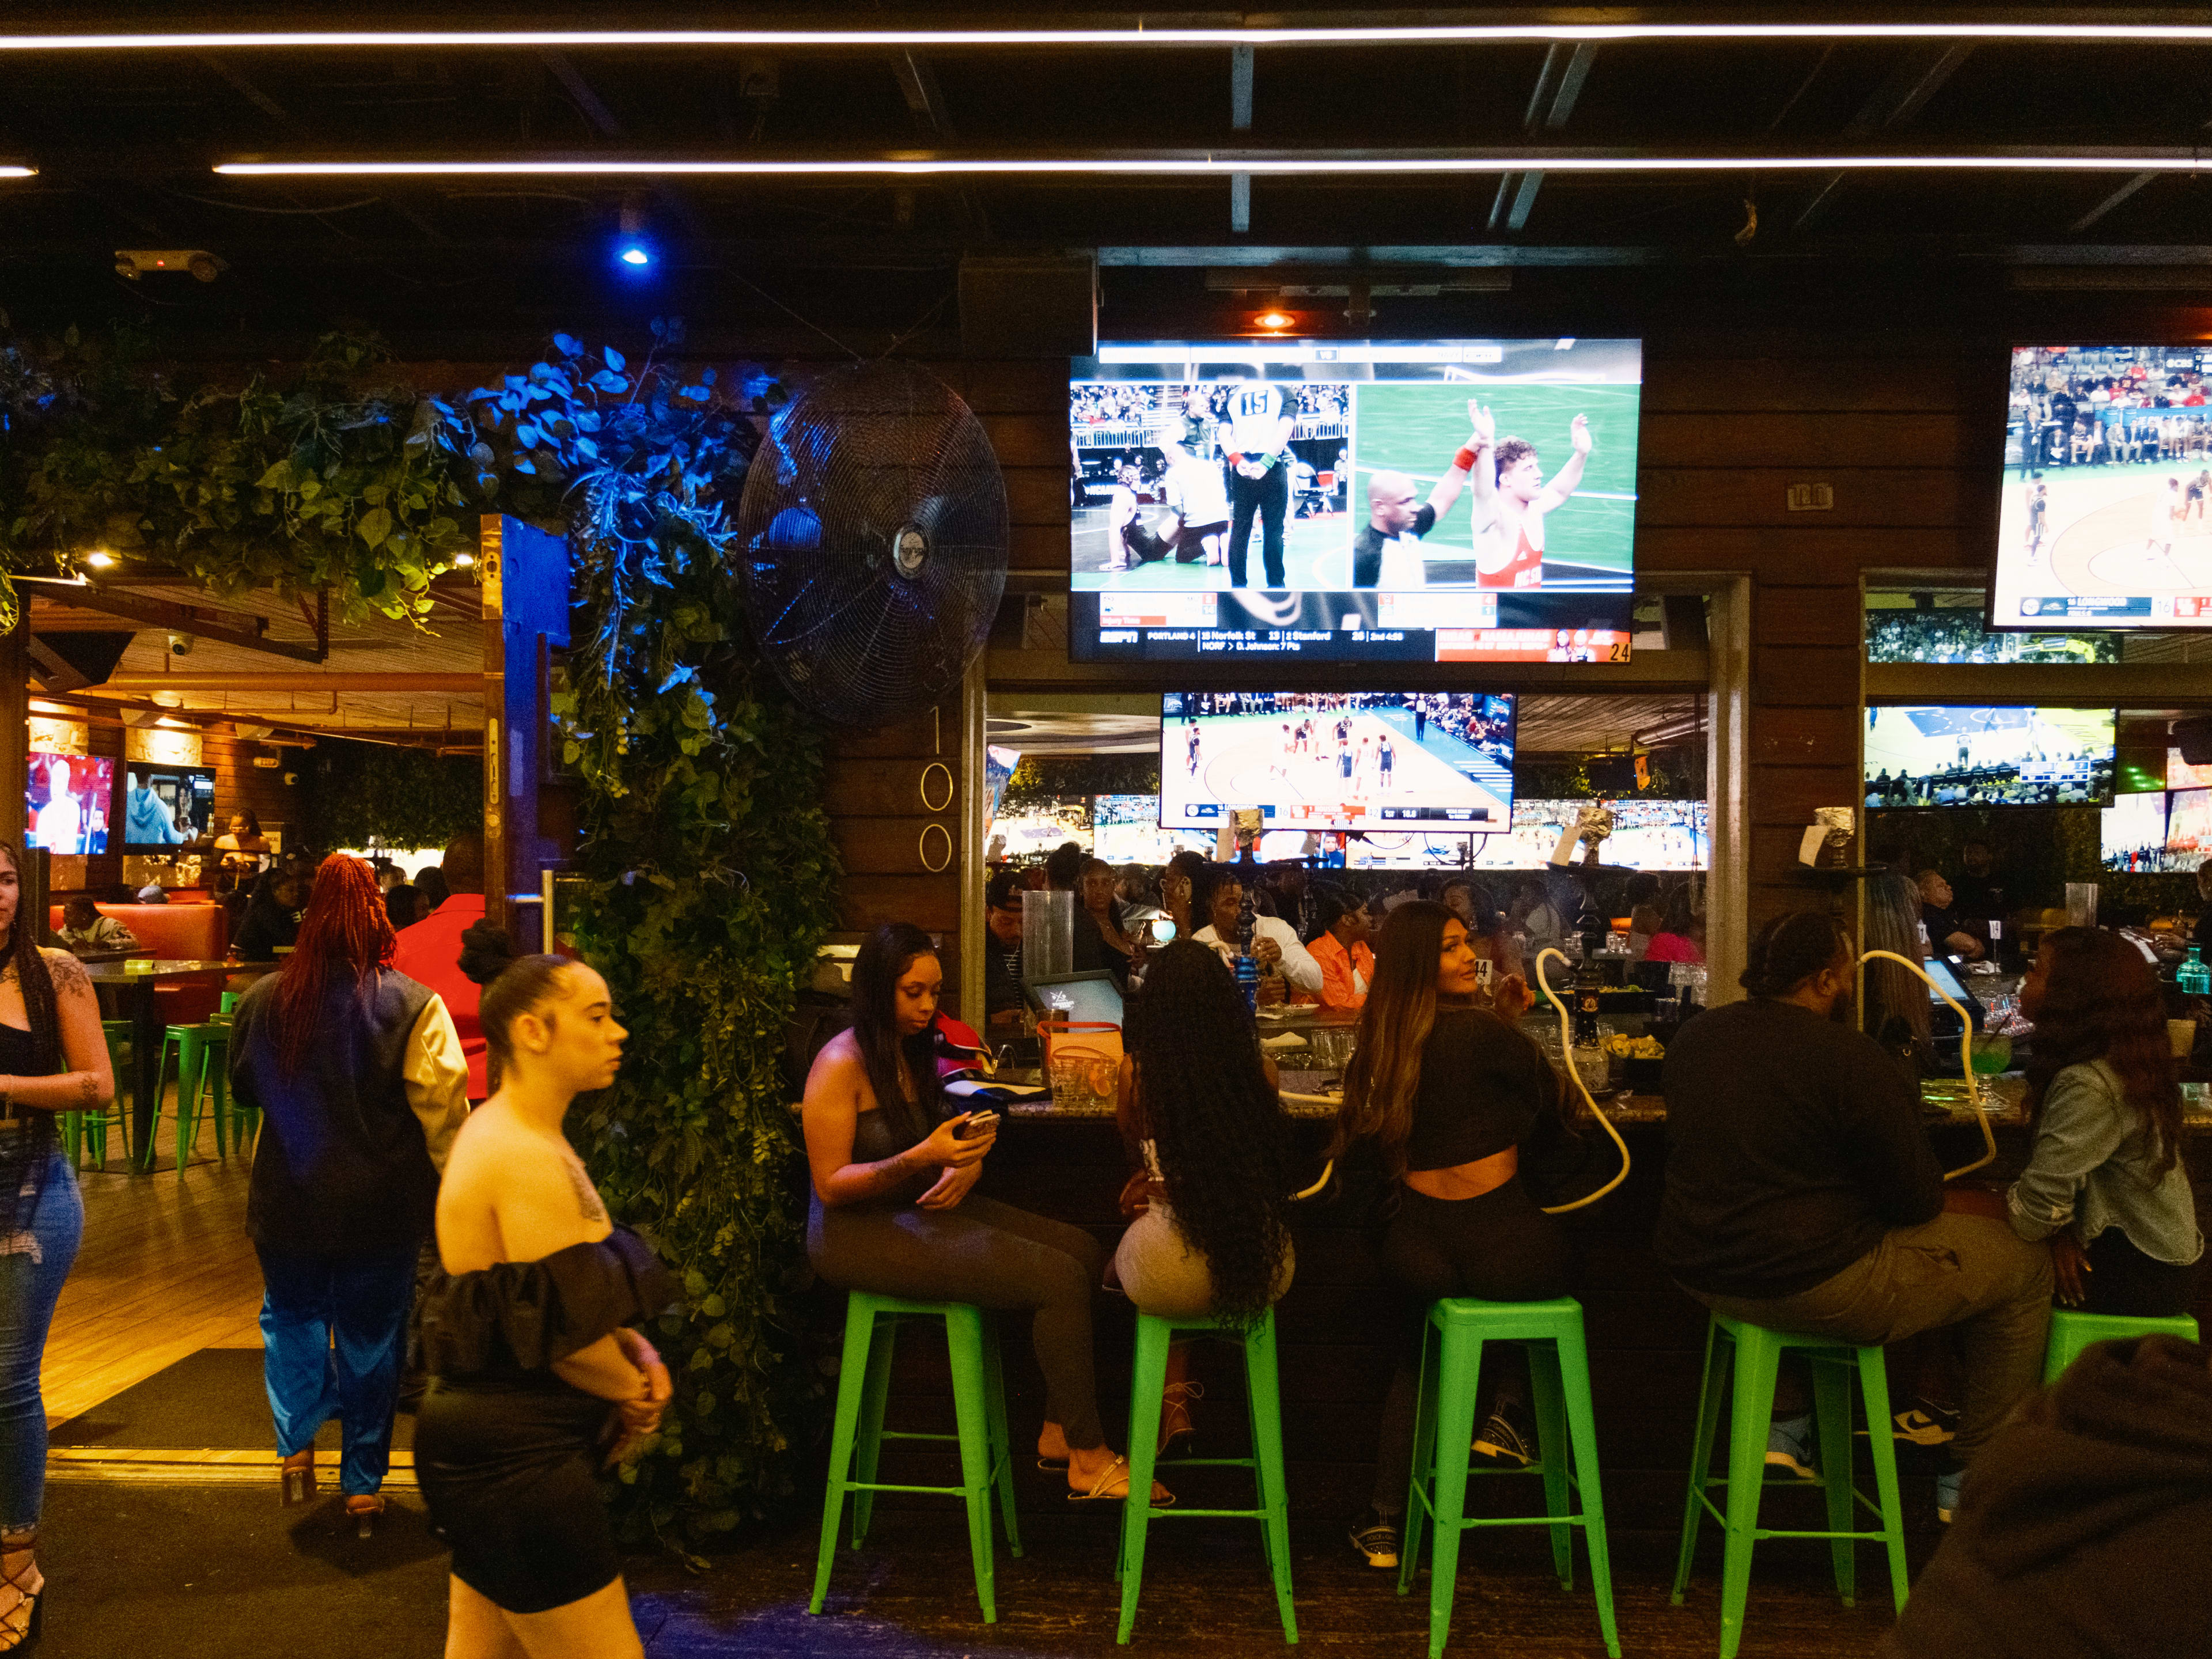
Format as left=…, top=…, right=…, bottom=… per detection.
left=0, top=314, right=836, bottom=1546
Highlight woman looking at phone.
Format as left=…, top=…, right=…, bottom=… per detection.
left=414, top=953, right=675, bottom=1659
left=1325, top=900, right=1591, bottom=1570
left=804, top=923, right=1157, bottom=1502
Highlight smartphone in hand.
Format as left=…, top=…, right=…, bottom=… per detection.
left=956, top=1110, right=1000, bottom=1140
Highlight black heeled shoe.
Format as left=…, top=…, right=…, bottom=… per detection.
left=0, top=1535, right=43, bottom=1654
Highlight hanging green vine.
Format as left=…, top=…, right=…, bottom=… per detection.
left=0, top=313, right=836, bottom=1548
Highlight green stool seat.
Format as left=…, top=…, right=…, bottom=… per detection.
left=810, top=1291, right=1020, bottom=1622
left=145, top=1023, right=233, bottom=1179
left=1672, top=1313, right=1908, bottom=1659
left=1116, top=1305, right=1296, bottom=1646
left=1400, top=1296, right=1619, bottom=1659
left=2043, top=1308, right=2200, bottom=1382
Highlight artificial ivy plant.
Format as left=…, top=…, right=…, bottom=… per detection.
left=0, top=315, right=836, bottom=1548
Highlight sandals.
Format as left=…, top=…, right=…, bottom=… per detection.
left=345, top=1494, right=386, bottom=1540
left=1067, top=1455, right=1175, bottom=1506
left=1158, top=1381, right=1203, bottom=1458
left=0, top=1532, right=41, bottom=1653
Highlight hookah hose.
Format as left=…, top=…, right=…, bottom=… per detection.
left=1857, top=949, right=1997, bottom=1180
left=1529, top=947, right=1634, bottom=1214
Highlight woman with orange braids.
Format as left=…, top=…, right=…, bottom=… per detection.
left=229, top=854, right=471, bottom=1531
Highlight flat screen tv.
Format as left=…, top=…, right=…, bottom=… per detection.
left=1088, top=795, right=1198, bottom=866
left=1993, top=344, right=2212, bottom=631
left=1070, top=339, right=1640, bottom=663
left=2170, top=745, right=2212, bottom=789
left=2168, top=787, right=2211, bottom=872
left=1471, top=797, right=1710, bottom=871
left=1865, top=707, right=2115, bottom=808
left=2102, top=790, right=2171, bottom=872
left=26, top=752, right=115, bottom=856
left=990, top=796, right=1090, bottom=861
left=120, top=764, right=217, bottom=850
left=1160, top=691, right=1514, bottom=833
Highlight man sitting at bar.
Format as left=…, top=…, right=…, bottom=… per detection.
left=1919, top=868, right=1986, bottom=962
left=982, top=870, right=1026, bottom=1030
left=1657, top=911, right=2052, bottom=1522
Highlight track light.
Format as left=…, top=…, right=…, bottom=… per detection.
left=217, top=147, right=2212, bottom=180
left=613, top=191, right=655, bottom=271
left=1254, top=310, right=1294, bottom=331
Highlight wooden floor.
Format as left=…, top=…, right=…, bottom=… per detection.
left=46, top=1150, right=263, bottom=1429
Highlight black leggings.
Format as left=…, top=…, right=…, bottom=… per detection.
left=2084, top=1227, right=2203, bottom=1318
left=809, top=1193, right=1108, bottom=1449
left=1372, top=1180, right=1575, bottom=1510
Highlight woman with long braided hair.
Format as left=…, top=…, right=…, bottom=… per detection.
left=0, top=841, right=111, bottom=1649
left=229, top=854, right=470, bottom=1532
left=1113, top=941, right=1297, bottom=1450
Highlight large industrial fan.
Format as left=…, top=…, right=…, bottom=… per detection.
left=737, top=360, right=1008, bottom=728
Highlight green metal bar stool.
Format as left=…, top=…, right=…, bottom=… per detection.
left=1398, top=1296, right=1619, bottom=1659
left=810, top=1291, right=1020, bottom=1622
left=1671, top=1313, right=1908, bottom=1659
left=1116, top=1305, right=1296, bottom=1646
left=63, top=1020, right=136, bottom=1172
left=2042, top=1308, right=2199, bottom=1382
left=143, top=1022, right=232, bottom=1178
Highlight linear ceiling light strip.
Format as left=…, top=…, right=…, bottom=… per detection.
left=15, top=24, right=2212, bottom=50
left=214, top=151, right=2212, bottom=179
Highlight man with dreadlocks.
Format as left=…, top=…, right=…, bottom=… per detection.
left=229, top=854, right=471, bottom=1535
left=1656, top=909, right=2052, bottom=1528
left=0, top=839, right=113, bottom=1650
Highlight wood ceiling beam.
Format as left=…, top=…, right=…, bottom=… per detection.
left=98, top=671, right=479, bottom=691
left=13, top=578, right=327, bottom=663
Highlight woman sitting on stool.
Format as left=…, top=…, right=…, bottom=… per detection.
left=2004, top=927, right=2204, bottom=1315
left=1113, top=940, right=1298, bottom=1452
left=1325, top=900, right=1592, bottom=1571
left=804, top=923, right=1161, bottom=1502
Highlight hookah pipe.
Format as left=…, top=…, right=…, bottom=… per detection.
left=1857, top=948, right=1997, bottom=1180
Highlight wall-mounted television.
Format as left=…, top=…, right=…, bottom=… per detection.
left=1470, top=797, right=1710, bottom=872
left=2170, top=744, right=2212, bottom=789
left=1865, top=707, right=2115, bottom=808
left=26, top=752, right=115, bottom=856
left=2102, top=790, right=2171, bottom=872
left=1160, top=691, right=1514, bottom=833
left=2168, top=787, right=2211, bottom=872
left=1088, top=794, right=1199, bottom=866
left=120, top=764, right=217, bottom=850
left=1993, top=344, right=2212, bottom=631
left=1070, top=339, right=1639, bottom=663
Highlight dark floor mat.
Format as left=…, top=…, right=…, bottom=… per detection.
left=50, top=1349, right=414, bottom=1453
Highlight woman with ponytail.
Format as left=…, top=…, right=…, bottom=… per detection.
left=1327, top=900, right=1590, bottom=1571
left=0, top=842, right=112, bottom=1649
left=229, top=854, right=471, bottom=1531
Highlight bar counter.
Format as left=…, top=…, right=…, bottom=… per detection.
left=888, top=1063, right=2212, bottom=1540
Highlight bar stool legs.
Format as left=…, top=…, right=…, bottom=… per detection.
left=1116, top=1305, right=1296, bottom=1646
left=1672, top=1313, right=1909, bottom=1659
left=1398, top=1297, right=1619, bottom=1659
left=810, top=1291, right=1019, bottom=1623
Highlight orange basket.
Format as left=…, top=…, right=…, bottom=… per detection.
left=1039, top=1018, right=1123, bottom=1103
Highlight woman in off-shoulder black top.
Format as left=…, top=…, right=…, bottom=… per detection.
left=413, top=1228, right=675, bottom=1615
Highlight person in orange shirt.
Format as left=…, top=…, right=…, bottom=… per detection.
left=1306, top=885, right=1376, bottom=1013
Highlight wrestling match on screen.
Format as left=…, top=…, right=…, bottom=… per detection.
left=1159, top=691, right=1516, bottom=832
left=1994, top=344, right=2212, bottom=631
left=1070, top=340, right=1640, bottom=662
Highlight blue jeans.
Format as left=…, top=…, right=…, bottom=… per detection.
left=0, top=1153, right=84, bottom=1532
left=256, top=1244, right=418, bottom=1497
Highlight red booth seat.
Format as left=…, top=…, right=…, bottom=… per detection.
left=48, top=902, right=230, bottom=1024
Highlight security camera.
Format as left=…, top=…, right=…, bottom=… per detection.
left=166, top=632, right=194, bottom=657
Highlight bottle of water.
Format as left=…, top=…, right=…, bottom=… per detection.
left=2181, top=946, right=2211, bottom=997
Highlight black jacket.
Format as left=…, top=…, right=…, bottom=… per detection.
left=1886, top=1336, right=2212, bottom=1659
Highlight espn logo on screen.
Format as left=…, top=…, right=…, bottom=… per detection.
left=1785, top=483, right=1835, bottom=512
